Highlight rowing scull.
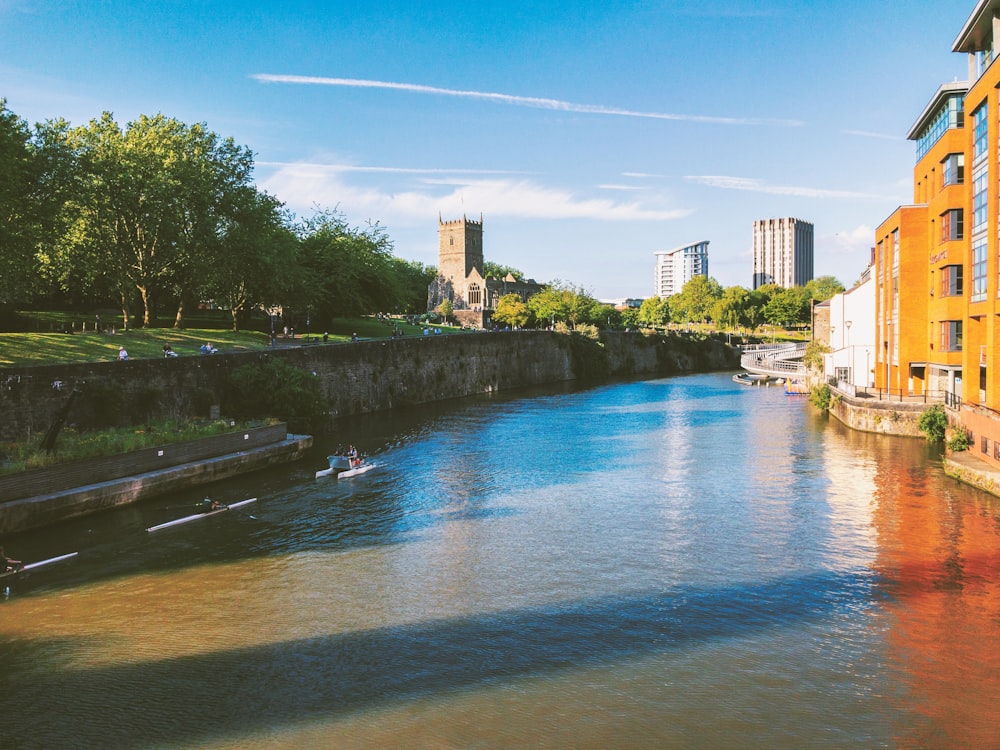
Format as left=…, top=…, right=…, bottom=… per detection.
left=145, top=498, right=257, bottom=533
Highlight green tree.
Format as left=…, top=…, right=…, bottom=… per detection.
left=670, top=276, right=723, bottom=324
left=295, top=209, right=400, bottom=325
left=392, top=258, right=436, bottom=314
left=492, top=293, right=531, bottom=328
left=805, top=275, right=845, bottom=302
left=0, top=102, right=74, bottom=303
left=47, top=113, right=259, bottom=328
left=638, top=296, right=670, bottom=327
left=207, top=186, right=298, bottom=331
left=528, top=281, right=602, bottom=328
left=438, top=298, right=454, bottom=322
left=711, top=286, right=751, bottom=330
left=483, top=262, right=524, bottom=281
left=763, top=287, right=810, bottom=327
left=620, top=306, right=641, bottom=329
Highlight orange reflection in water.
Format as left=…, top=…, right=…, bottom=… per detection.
left=861, top=425, right=1000, bottom=748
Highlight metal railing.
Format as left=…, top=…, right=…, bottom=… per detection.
left=740, top=342, right=808, bottom=377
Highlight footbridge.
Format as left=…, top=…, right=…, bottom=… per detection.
left=740, top=342, right=808, bottom=378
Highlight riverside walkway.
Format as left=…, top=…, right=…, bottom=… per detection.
left=740, top=342, right=808, bottom=378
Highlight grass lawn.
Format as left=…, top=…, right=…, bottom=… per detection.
left=0, top=314, right=464, bottom=367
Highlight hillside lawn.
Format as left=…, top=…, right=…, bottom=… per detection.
left=0, top=311, right=461, bottom=367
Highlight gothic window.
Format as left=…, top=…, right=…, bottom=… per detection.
left=468, top=283, right=481, bottom=306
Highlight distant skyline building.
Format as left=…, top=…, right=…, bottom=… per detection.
left=654, top=240, right=709, bottom=298
left=752, top=218, right=814, bottom=289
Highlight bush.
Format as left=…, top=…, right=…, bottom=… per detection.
left=918, top=404, right=947, bottom=443
left=809, top=383, right=831, bottom=411
left=947, top=427, right=971, bottom=452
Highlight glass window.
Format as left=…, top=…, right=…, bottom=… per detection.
left=941, top=209, right=964, bottom=241
left=916, top=95, right=965, bottom=160
left=974, top=102, right=989, bottom=164
left=973, top=160, right=989, bottom=233
left=942, top=153, right=965, bottom=186
left=973, top=235, right=988, bottom=302
left=940, top=320, right=963, bottom=351
left=941, top=265, right=964, bottom=296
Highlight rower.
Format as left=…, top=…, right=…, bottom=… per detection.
left=203, top=498, right=224, bottom=513
left=0, top=546, right=23, bottom=574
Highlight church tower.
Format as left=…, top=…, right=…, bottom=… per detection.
left=438, top=214, right=484, bottom=284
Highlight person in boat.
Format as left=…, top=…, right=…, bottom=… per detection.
left=0, top=546, right=23, bottom=573
left=203, top=498, right=224, bottom=512
left=348, top=445, right=360, bottom=467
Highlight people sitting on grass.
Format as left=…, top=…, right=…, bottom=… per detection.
left=200, top=342, right=218, bottom=355
left=117, top=346, right=128, bottom=361
left=162, top=344, right=178, bottom=357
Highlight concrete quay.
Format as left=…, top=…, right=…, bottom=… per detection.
left=0, top=433, right=312, bottom=535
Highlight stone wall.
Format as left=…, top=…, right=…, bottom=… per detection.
left=827, top=390, right=927, bottom=437
left=0, top=331, right=740, bottom=444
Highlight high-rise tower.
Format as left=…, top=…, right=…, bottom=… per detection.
left=752, top=218, right=814, bottom=289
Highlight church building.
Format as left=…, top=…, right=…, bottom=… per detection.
left=427, top=214, right=543, bottom=328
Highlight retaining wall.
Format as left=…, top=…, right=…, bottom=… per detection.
left=827, top=390, right=926, bottom=437
left=0, top=423, right=287, bottom=502
left=0, top=331, right=740, bottom=443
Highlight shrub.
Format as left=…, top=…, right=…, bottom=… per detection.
left=809, top=383, right=831, bottom=411
left=947, top=427, right=971, bottom=452
left=918, top=404, right=947, bottom=443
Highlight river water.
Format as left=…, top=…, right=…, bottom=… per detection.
left=2, top=373, right=999, bottom=749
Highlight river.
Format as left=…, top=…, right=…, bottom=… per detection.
left=2, top=372, right=999, bottom=749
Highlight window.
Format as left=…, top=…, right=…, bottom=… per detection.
left=468, top=283, right=481, bottom=306
left=916, top=95, right=965, bottom=160
left=973, top=160, right=988, bottom=232
left=941, top=209, right=964, bottom=241
left=973, top=102, right=988, bottom=164
left=973, top=235, right=988, bottom=302
left=940, top=320, right=963, bottom=352
left=941, top=265, right=964, bottom=296
left=942, top=153, right=965, bottom=186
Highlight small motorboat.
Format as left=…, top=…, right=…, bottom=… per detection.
left=316, top=454, right=375, bottom=479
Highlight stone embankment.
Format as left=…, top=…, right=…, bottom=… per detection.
left=0, top=424, right=310, bottom=534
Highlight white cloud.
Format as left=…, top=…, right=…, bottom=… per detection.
left=684, top=175, right=897, bottom=201
left=256, top=161, right=535, bottom=176
left=252, top=74, right=804, bottom=127
left=259, top=161, right=690, bottom=223
left=824, top=225, right=876, bottom=256
left=842, top=129, right=904, bottom=141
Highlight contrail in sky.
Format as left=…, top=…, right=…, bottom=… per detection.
left=252, top=74, right=803, bottom=127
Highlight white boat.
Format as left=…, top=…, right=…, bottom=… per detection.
left=145, top=498, right=257, bottom=532
left=316, top=454, right=375, bottom=479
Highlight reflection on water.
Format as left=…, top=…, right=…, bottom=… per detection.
left=1, top=374, right=999, bottom=749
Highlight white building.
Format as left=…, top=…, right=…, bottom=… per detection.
left=654, top=241, right=709, bottom=298
left=823, top=265, right=876, bottom=390
left=752, top=218, right=814, bottom=289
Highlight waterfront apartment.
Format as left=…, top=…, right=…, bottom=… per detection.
left=874, top=0, right=1000, bottom=469
left=653, top=241, right=709, bottom=298
left=752, top=217, right=814, bottom=289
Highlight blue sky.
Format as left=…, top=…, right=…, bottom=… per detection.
left=0, top=0, right=975, bottom=300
